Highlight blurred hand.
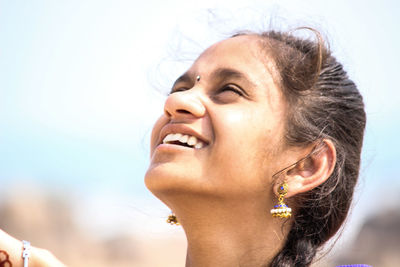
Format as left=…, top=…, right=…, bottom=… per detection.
left=0, top=229, right=65, bottom=267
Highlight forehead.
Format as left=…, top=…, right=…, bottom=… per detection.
left=201, top=35, right=261, bottom=57
left=188, top=35, right=276, bottom=86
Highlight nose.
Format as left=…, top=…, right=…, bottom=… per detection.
left=164, top=90, right=206, bottom=119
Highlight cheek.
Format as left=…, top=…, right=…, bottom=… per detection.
left=210, top=108, right=280, bottom=182
left=204, top=101, right=289, bottom=196
left=217, top=106, right=280, bottom=148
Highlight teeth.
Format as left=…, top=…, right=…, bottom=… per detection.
left=194, top=142, right=204, bottom=149
left=173, top=133, right=182, bottom=140
left=179, top=135, right=189, bottom=143
left=163, top=134, right=174, bottom=143
left=162, top=133, right=205, bottom=149
left=187, top=136, right=197, bottom=146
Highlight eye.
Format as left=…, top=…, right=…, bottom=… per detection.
left=219, top=84, right=245, bottom=96
left=169, top=87, right=189, bottom=95
left=212, top=84, right=248, bottom=103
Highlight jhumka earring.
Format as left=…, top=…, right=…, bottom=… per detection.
left=270, top=182, right=292, bottom=218
left=166, top=212, right=180, bottom=225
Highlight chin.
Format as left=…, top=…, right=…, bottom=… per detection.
left=145, top=163, right=226, bottom=208
left=145, top=162, right=201, bottom=200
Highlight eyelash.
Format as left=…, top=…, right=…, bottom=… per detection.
left=219, top=84, right=244, bottom=96
left=169, top=87, right=187, bottom=95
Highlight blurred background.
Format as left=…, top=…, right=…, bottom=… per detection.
left=0, top=0, right=399, bottom=266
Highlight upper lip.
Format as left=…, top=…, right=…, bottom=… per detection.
left=158, top=123, right=210, bottom=146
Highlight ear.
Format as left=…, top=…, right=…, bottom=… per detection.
left=283, top=139, right=337, bottom=198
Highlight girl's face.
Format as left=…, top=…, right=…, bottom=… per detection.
left=145, top=35, right=292, bottom=204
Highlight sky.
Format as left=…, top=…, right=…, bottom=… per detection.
left=1, top=0, right=399, bottom=244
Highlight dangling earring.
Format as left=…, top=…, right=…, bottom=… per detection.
left=270, top=182, right=292, bottom=218
left=166, top=212, right=180, bottom=225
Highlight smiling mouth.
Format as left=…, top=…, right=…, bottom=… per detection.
left=162, top=133, right=206, bottom=149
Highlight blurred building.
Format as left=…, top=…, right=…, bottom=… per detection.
left=334, top=209, right=400, bottom=267
left=0, top=186, right=186, bottom=267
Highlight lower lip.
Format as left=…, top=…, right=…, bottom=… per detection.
left=155, top=143, right=203, bottom=152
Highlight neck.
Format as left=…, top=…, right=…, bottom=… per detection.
left=175, top=200, right=289, bottom=267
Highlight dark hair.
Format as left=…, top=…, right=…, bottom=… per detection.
left=237, top=29, right=366, bottom=266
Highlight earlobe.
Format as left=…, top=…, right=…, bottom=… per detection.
left=284, top=139, right=337, bottom=198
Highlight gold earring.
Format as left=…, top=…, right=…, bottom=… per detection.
left=270, top=182, right=292, bottom=218
left=166, top=212, right=180, bottom=225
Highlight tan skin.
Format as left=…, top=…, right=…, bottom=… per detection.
left=145, top=35, right=336, bottom=267
left=0, top=35, right=335, bottom=266
left=0, top=229, right=65, bottom=267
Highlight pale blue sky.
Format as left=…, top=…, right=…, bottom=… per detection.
left=0, top=0, right=399, bottom=241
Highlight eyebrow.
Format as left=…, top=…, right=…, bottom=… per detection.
left=172, top=73, right=192, bottom=89
left=212, top=68, right=250, bottom=83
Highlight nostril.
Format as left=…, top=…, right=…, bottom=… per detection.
left=177, top=109, right=191, bottom=114
left=164, top=110, right=172, bottom=117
